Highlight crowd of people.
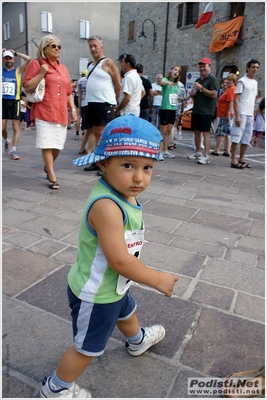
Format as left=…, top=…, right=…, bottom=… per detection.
left=2, top=38, right=263, bottom=181
left=2, top=36, right=264, bottom=399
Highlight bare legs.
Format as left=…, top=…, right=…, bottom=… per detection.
left=2, top=119, right=20, bottom=148
left=42, top=148, right=60, bottom=183
left=160, top=123, right=174, bottom=152
left=92, top=125, right=105, bottom=146
left=214, top=136, right=231, bottom=154
left=231, top=142, right=247, bottom=165
left=79, top=128, right=95, bottom=153
left=54, top=312, right=140, bottom=384
left=56, top=346, right=93, bottom=383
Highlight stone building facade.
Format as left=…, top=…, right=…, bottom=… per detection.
left=2, top=2, right=120, bottom=80
left=119, top=2, right=265, bottom=95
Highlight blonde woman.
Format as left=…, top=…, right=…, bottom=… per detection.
left=23, top=35, right=76, bottom=189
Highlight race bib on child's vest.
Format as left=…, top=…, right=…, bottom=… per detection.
left=116, top=228, right=144, bottom=295
left=169, top=93, right=178, bottom=106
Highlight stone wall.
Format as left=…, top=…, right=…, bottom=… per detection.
left=119, top=2, right=265, bottom=95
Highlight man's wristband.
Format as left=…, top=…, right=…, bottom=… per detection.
left=14, top=51, right=17, bottom=56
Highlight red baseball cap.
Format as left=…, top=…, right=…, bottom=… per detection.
left=198, top=57, right=211, bottom=65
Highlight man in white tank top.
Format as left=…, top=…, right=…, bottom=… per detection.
left=84, top=35, right=121, bottom=172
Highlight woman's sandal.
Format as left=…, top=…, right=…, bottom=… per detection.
left=49, top=180, right=59, bottom=190
left=168, top=144, right=176, bottom=150
left=231, top=163, right=245, bottom=169
left=78, top=149, right=87, bottom=154
left=212, top=151, right=220, bottom=156
left=222, top=152, right=230, bottom=157
left=238, top=161, right=251, bottom=168
left=221, top=365, right=265, bottom=398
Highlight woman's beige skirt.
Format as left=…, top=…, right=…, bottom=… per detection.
left=35, top=118, right=67, bottom=150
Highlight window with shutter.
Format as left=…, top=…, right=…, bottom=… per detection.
left=177, top=3, right=199, bottom=28
left=177, top=4, right=184, bottom=28
left=230, top=2, right=245, bottom=18
left=128, top=20, right=135, bottom=41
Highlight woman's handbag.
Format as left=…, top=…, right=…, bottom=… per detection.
left=22, top=59, right=45, bottom=103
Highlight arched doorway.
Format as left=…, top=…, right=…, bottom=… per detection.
left=221, top=64, right=239, bottom=79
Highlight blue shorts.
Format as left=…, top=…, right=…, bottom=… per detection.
left=231, top=115, right=254, bottom=145
left=68, top=286, right=137, bottom=356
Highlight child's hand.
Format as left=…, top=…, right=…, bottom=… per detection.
left=155, top=271, right=178, bottom=297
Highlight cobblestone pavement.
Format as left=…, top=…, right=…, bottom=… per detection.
left=2, top=124, right=265, bottom=398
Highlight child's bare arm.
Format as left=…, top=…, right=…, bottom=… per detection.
left=89, top=198, right=178, bottom=297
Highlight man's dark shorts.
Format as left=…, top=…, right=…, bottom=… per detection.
left=159, top=109, right=176, bottom=125
left=2, top=99, right=20, bottom=120
left=191, top=113, right=213, bottom=132
left=87, top=102, right=115, bottom=127
left=81, top=105, right=92, bottom=130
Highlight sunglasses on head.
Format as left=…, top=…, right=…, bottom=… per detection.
left=49, top=44, right=61, bottom=50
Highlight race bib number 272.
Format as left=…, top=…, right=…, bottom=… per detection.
left=2, top=82, right=15, bottom=96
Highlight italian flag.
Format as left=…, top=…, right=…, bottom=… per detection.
left=195, top=2, right=213, bottom=29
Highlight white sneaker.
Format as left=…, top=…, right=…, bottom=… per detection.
left=159, top=152, right=164, bottom=161
left=177, top=133, right=183, bottom=139
left=188, top=152, right=202, bottom=160
left=40, top=376, right=92, bottom=398
left=126, top=325, right=166, bottom=356
left=163, top=150, right=175, bottom=158
left=198, top=155, right=211, bottom=164
left=5, top=139, right=11, bottom=153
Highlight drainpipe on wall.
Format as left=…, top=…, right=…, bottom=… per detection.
left=25, top=2, right=29, bottom=55
left=163, top=2, right=170, bottom=76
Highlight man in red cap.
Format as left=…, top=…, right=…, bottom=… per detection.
left=188, top=57, right=219, bottom=164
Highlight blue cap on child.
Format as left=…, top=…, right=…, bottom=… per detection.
left=73, top=114, right=162, bottom=167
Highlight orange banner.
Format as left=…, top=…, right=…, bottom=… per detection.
left=209, top=16, right=244, bottom=52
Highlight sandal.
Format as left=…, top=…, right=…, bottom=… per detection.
left=211, top=151, right=219, bottom=156
left=222, top=152, right=230, bottom=157
left=168, top=144, right=176, bottom=150
left=49, top=180, right=59, bottom=190
left=222, top=365, right=265, bottom=398
left=238, top=161, right=251, bottom=168
left=78, top=149, right=87, bottom=154
left=231, top=163, right=245, bottom=169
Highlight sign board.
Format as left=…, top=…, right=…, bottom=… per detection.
left=186, top=72, right=200, bottom=91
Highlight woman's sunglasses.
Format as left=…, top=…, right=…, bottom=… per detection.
left=49, top=44, right=61, bottom=50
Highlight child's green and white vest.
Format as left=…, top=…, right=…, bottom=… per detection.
left=68, top=178, right=144, bottom=303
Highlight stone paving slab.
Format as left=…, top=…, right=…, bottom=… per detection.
left=112, top=286, right=200, bottom=359
left=2, top=248, right=62, bottom=296
left=180, top=308, right=265, bottom=377
left=234, top=293, right=265, bottom=322
left=189, top=281, right=235, bottom=311
left=200, top=259, right=265, bottom=297
left=2, top=373, right=34, bottom=398
left=190, top=210, right=252, bottom=235
left=141, top=242, right=206, bottom=277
